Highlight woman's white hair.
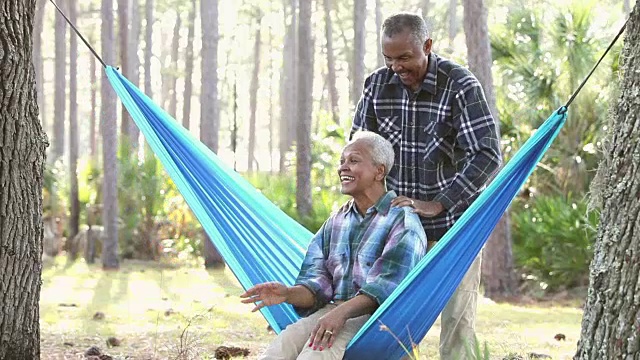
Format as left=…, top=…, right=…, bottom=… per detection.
left=348, top=131, right=395, bottom=176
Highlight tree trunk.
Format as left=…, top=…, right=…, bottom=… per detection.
left=279, top=0, right=298, bottom=173
left=323, top=0, right=340, bottom=124
left=422, top=0, right=430, bottom=18
left=375, top=0, right=384, bottom=68
left=575, top=5, right=640, bottom=358
left=90, top=41, right=98, bottom=159
left=297, top=0, right=313, bottom=218
left=463, top=0, right=515, bottom=299
left=351, top=0, right=366, bottom=109
left=53, top=0, right=67, bottom=163
left=247, top=14, right=262, bottom=173
left=268, top=25, right=275, bottom=172
left=144, top=0, right=153, bottom=97
left=624, top=0, right=631, bottom=16
left=119, top=0, right=130, bottom=140
left=448, top=0, right=458, bottom=50
left=169, top=13, right=181, bottom=118
left=200, top=0, right=224, bottom=268
left=102, top=0, right=120, bottom=270
left=68, top=0, right=80, bottom=247
left=0, top=1, right=47, bottom=357
left=127, top=0, right=141, bottom=146
left=33, top=0, right=46, bottom=131
left=182, top=0, right=196, bottom=130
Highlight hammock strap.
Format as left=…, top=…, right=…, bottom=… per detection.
left=48, top=0, right=108, bottom=69
left=562, top=18, right=629, bottom=112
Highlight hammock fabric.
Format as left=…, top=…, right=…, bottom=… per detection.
left=106, top=66, right=567, bottom=360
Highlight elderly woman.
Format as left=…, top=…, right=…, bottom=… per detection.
left=241, top=131, right=428, bottom=360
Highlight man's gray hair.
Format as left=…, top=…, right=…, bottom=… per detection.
left=348, top=131, right=395, bottom=176
left=381, top=12, right=430, bottom=47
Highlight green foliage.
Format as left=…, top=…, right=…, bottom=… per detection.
left=491, top=3, right=615, bottom=197
left=248, top=123, right=348, bottom=233
left=117, top=142, right=202, bottom=260
left=511, top=195, right=599, bottom=291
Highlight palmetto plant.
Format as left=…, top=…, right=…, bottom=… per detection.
left=491, top=3, right=615, bottom=197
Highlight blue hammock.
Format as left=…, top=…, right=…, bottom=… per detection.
left=106, top=66, right=567, bottom=360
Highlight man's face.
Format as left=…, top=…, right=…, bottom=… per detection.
left=382, top=30, right=431, bottom=91
left=338, top=141, right=384, bottom=197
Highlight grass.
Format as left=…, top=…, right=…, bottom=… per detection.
left=40, top=256, right=584, bottom=359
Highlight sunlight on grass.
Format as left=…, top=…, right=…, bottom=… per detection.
left=40, top=257, right=584, bottom=359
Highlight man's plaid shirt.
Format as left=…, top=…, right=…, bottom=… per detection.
left=351, top=53, right=502, bottom=241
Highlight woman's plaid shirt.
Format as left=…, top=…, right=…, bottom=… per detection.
left=294, top=191, right=427, bottom=317
left=351, top=53, right=502, bottom=241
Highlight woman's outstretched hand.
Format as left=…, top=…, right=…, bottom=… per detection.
left=240, top=282, right=289, bottom=312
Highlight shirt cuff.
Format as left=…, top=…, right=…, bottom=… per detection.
left=357, top=284, right=389, bottom=306
left=433, top=192, right=459, bottom=211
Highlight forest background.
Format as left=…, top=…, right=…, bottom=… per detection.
left=37, top=0, right=634, bottom=309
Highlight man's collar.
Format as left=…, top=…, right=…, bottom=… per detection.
left=388, top=52, right=438, bottom=95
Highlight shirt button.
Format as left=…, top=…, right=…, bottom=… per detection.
left=410, top=121, right=414, bottom=126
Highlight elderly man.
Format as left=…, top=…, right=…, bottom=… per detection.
left=241, top=131, right=428, bottom=360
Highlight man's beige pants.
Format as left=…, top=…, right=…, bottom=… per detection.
left=258, top=304, right=370, bottom=360
left=439, top=253, right=482, bottom=360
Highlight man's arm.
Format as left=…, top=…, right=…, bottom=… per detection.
left=433, top=79, right=502, bottom=211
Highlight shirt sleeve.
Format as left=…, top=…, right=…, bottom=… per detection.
left=294, top=219, right=334, bottom=317
left=358, top=211, right=428, bottom=305
left=433, top=80, right=502, bottom=211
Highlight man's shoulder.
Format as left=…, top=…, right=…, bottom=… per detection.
left=434, top=54, right=479, bottom=90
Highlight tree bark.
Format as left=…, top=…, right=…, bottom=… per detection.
left=119, top=0, right=131, bottom=140
left=182, top=0, right=197, bottom=130
left=297, top=0, right=313, bottom=218
left=575, top=4, right=640, bottom=358
left=168, top=13, right=181, bottom=118
left=323, top=0, right=340, bottom=124
left=375, top=0, right=384, bottom=68
left=0, top=1, right=47, bottom=357
left=200, top=0, right=224, bottom=268
left=127, top=0, right=141, bottom=146
left=351, top=0, right=366, bottom=108
left=448, top=0, right=458, bottom=50
left=463, top=0, right=515, bottom=299
left=68, top=0, right=80, bottom=246
left=53, top=0, right=67, bottom=163
left=144, top=0, right=154, bottom=97
left=247, top=13, right=262, bottom=173
left=102, top=0, right=120, bottom=270
left=33, top=0, right=46, bottom=131
left=279, top=0, right=298, bottom=173
left=90, top=40, right=98, bottom=159
left=422, top=0, right=430, bottom=18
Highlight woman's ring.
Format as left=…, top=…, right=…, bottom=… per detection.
left=325, top=330, right=334, bottom=335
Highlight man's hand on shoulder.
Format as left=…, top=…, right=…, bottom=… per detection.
left=391, top=196, right=445, bottom=217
